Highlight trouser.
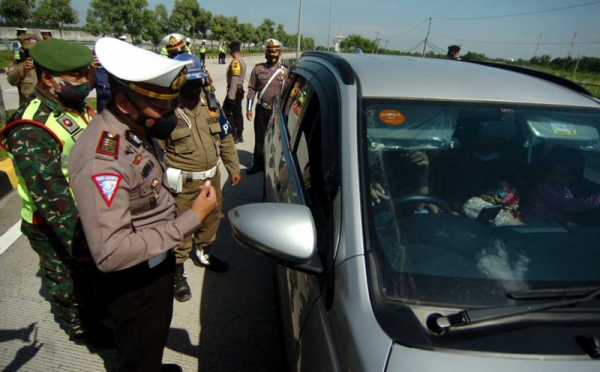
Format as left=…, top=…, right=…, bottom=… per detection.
left=21, top=220, right=99, bottom=338
left=226, top=89, right=244, bottom=134
left=100, top=252, right=175, bottom=372
left=253, top=104, right=273, bottom=167
left=173, top=168, right=224, bottom=264
left=97, top=94, right=111, bottom=113
left=200, top=53, right=206, bottom=65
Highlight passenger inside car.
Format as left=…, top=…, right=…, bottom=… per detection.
left=521, top=145, right=600, bottom=225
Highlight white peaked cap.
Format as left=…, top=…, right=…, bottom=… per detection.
left=95, top=37, right=192, bottom=89
left=118, top=35, right=127, bottom=40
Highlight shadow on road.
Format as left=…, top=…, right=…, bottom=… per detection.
left=1, top=323, right=43, bottom=372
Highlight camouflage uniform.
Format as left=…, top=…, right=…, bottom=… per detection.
left=0, top=90, right=97, bottom=338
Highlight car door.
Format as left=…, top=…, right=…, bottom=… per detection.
left=267, top=62, right=342, bottom=371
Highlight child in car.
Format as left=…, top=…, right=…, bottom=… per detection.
left=522, top=146, right=600, bottom=225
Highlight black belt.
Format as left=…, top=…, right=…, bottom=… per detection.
left=257, top=100, right=273, bottom=110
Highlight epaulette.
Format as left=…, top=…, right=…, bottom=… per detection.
left=95, top=131, right=120, bottom=160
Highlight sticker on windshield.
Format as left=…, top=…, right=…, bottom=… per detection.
left=379, top=110, right=405, bottom=125
left=551, top=123, right=577, bottom=136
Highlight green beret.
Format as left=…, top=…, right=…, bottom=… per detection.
left=29, top=38, right=93, bottom=72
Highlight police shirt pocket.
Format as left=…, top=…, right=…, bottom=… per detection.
left=130, top=179, right=155, bottom=215
left=166, top=127, right=195, bottom=154
left=208, top=123, right=222, bottom=135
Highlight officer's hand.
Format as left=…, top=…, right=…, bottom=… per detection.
left=246, top=110, right=253, bottom=121
left=403, top=151, right=429, bottom=167
left=231, top=173, right=241, bottom=186
left=23, top=58, right=34, bottom=73
left=192, top=180, right=218, bottom=222
left=370, top=183, right=390, bottom=204
left=90, top=56, right=100, bottom=69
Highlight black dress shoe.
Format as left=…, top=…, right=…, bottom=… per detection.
left=174, top=264, right=192, bottom=302
left=246, top=164, right=263, bottom=175
left=161, top=364, right=183, bottom=372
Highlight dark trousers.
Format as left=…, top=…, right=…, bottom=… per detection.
left=200, top=53, right=206, bottom=66
left=97, top=94, right=111, bottom=114
left=226, top=89, right=244, bottom=134
left=100, top=253, right=175, bottom=372
left=253, top=104, right=272, bottom=167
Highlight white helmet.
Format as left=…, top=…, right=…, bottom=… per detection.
left=186, top=37, right=191, bottom=43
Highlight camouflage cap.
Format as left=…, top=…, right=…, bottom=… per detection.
left=20, top=34, right=41, bottom=50
left=29, top=38, right=93, bottom=72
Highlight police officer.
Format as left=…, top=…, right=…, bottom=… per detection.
left=448, top=45, right=461, bottom=60
left=160, top=33, right=187, bottom=58
left=185, top=37, right=192, bottom=54
left=90, top=51, right=111, bottom=113
left=68, top=37, right=217, bottom=372
left=13, top=27, right=27, bottom=61
left=41, top=30, right=53, bottom=39
left=159, top=53, right=241, bottom=302
left=199, top=40, right=207, bottom=66
left=223, top=41, right=246, bottom=143
left=6, top=34, right=40, bottom=106
left=218, top=41, right=226, bottom=64
left=0, top=39, right=100, bottom=341
left=246, top=39, right=287, bottom=174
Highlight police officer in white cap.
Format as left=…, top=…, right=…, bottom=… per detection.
left=160, top=33, right=187, bottom=59
left=68, top=37, right=218, bottom=372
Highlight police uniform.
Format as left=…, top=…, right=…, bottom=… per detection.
left=7, top=34, right=40, bottom=106
left=158, top=53, right=240, bottom=301
left=218, top=42, right=226, bottom=64
left=0, top=39, right=100, bottom=340
left=199, top=41, right=207, bottom=66
left=13, top=27, right=27, bottom=60
left=223, top=41, right=246, bottom=142
left=246, top=39, right=287, bottom=174
left=68, top=37, right=201, bottom=372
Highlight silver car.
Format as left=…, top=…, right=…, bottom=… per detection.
left=228, top=52, right=600, bottom=371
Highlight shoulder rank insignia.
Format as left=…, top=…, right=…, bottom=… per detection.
left=141, top=160, right=155, bottom=179
left=231, top=61, right=241, bottom=76
left=56, top=114, right=80, bottom=134
left=96, top=131, right=120, bottom=158
left=125, top=130, right=143, bottom=148
left=92, top=173, right=122, bottom=207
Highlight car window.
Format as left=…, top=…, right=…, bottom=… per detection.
left=284, top=75, right=315, bottom=144
left=361, top=98, right=600, bottom=308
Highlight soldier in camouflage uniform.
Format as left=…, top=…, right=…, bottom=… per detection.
left=0, top=39, right=101, bottom=341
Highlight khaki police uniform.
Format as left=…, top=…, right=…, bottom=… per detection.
left=224, top=47, right=246, bottom=138
left=7, top=34, right=40, bottom=105
left=68, top=37, right=197, bottom=372
left=160, top=94, right=240, bottom=263
left=246, top=39, right=287, bottom=171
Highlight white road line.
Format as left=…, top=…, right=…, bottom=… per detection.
left=0, top=220, right=22, bottom=256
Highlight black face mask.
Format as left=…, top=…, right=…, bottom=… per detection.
left=266, top=55, right=279, bottom=65
left=129, top=98, right=178, bottom=140
left=180, top=82, right=203, bottom=102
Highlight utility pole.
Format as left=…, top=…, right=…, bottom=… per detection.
left=568, top=31, right=577, bottom=58
left=422, top=17, right=431, bottom=58
left=373, top=31, right=379, bottom=53
left=534, top=33, right=542, bottom=58
left=296, top=0, right=304, bottom=59
left=573, top=55, right=581, bottom=79
left=383, top=39, right=389, bottom=54
left=327, top=0, right=333, bottom=52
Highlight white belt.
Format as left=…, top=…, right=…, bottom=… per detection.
left=181, top=163, right=218, bottom=181
left=148, top=251, right=168, bottom=269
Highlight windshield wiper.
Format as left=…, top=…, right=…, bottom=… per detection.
left=427, top=286, right=600, bottom=334
left=508, top=286, right=600, bottom=300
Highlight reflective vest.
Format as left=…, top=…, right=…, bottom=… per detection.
left=160, top=47, right=168, bottom=57
left=185, top=45, right=191, bottom=54
left=0, top=99, right=93, bottom=223
left=219, top=45, right=225, bottom=53
left=199, top=45, right=206, bottom=53
left=13, top=41, right=22, bottom=60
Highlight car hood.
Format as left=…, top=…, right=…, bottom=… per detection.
left=387, top=343, right=599, bottom=372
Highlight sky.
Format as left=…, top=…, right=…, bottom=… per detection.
left=71, top=0, right=600, bottom=60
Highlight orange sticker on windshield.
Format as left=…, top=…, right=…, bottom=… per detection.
left=379, top=110, right=405, bottom=125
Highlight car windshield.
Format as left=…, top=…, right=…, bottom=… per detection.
left=361, top=99, right=600, bottom=308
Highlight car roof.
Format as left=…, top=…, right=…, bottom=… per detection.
left=307, top=53, right=600, bottom=108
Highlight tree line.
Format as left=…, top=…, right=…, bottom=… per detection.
left=0, top=0, right=315, bottom=50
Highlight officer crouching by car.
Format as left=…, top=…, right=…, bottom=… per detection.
left=158, top=53, right=241, bottom=302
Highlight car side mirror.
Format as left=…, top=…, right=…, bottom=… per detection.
left=227, top=203, right=323, bottom=275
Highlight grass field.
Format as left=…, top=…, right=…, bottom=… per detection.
left=530, top=66, right=600, bottom=97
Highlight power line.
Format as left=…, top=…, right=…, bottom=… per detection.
left=386, top=19, right=429, bottom=39
left=388, top=34, right=428, bottom=48
left=431, top=33, right=600, bottom=45
left=434, top=1, right=600, bottom=21
left=427, top=41, right=447, bottom=55
left=405, top=40, right=425, bottom=53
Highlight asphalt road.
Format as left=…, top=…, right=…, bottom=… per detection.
left=0, top=54, right=290, bottom=371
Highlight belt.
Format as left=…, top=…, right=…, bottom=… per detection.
left=181, top=163, right=218, bottom=181
left=148, top=250, right=169, bottom=268
left=257, top=100, right=273, bottom=110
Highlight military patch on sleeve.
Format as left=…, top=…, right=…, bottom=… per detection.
left=141, top=160, right=155, bottom=179
left=231, top=61, right=241, bottom=76
left=125, top=130, right=143, bottom=148
left=56, top=114, right=80, bottom=134
left=92, top=173, right=122, bottom=207
left=96, top=131, right=120, bottom=158
left=7, top=66, right=15, bottom=74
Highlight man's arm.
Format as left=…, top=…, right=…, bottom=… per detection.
left=226, top=60, right=241, bottom=100
left=6, top=125, right=82, bottom=256
left=6, top=64, right=22, bottom=86
left=219, top=130, right=241, bottom=184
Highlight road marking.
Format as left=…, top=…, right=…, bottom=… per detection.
left=0, top=220, right=22, bottom=256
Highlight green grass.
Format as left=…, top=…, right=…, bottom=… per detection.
left=0, top=97, right=97, bottom=161
left=527, top=66, right=600, bottom=98
left=0, top=51, right=14, bottom=69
